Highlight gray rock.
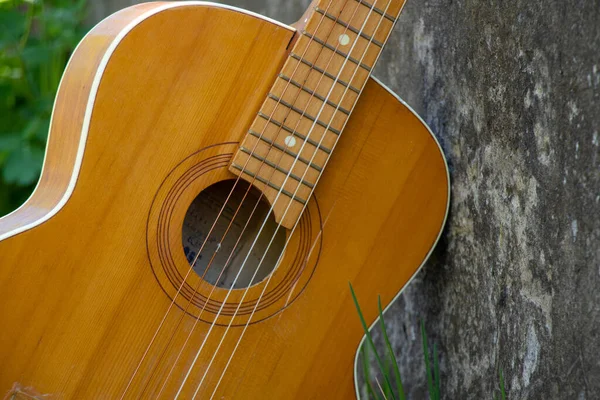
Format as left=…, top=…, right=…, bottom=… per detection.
left=89, top=0, right=600, bottom=398
left=369, top=1, right=600, bottom=398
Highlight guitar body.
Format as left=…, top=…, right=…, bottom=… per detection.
left=0, top=2, right=448, bottom=399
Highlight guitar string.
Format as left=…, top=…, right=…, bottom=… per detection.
left=185, top=0, right=370, bottom=391
left=169, top=3, right=360, bottom=397
left=154, top=52, right=349, bottom=392
left=122, top=1, right=344, bottom=397
left=123, top=0, right=385, bottom=396
left=137, top=175, right=258, bottom=398
left=225, top=88, right=383, bottom=397
left=119, top=2, right=334, bottom=396
left=152, top=180, right=267, bottom=398
left=225, top=194, right=336, bottom=398
left=229, top=0, right=403, bottom=355
left=188, top=1, right=394, bottom=397
left=224, top=136, right=386, bottom=397
left=207, top=0, right=397, bottom=389
left=264, top=0, right=405, bottom=316
left=210, top=0, right=400, bottom=390
left=144, top=27, right=345, bottom=387
left=119, top=159, right=243, bottom=399
left=207, top=19, right=397, bottom=400
left=246, top=0, right=405, bottom=321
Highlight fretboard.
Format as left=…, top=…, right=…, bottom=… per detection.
left=229, top=0, right=405, bottom=228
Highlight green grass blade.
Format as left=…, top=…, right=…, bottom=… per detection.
left=375, top=377, right=390, bottom=400
left=361, top=346, right=381, bottom=400
left=380, top=347, right=393, bottom=400
left=350, top=283, right=396, bottom=399
left=499, top=368, right=506, bottom=400
left=377, top=296, right=405, bottom=400
left=382, top=376, right=393, bottom=399
left=421, top=320, right=435, bottom=400
left=383, top=351, right=395, bottom=400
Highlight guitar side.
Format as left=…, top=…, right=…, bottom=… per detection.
left=0, top=2, right=448, bottom=398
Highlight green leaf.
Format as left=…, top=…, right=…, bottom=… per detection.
left=21, top=44, right=52, bottom=67
left=0, top=0, right=88, bottom=215
left=349, top=283, right=396, bottom=399
left=0, top=10, right=27, bottom=44
left=362, top=346, right=382, bottom=400
left=499, top=368, right=506, bottom=400
left=0, top=64, right=23, bottom=80
left=2, top=145, right=43, bottom=185
left=0, top=133, right=21, bottom=151
left=22, top=115, right=48, bottom=141
left=41, top=7, right=81, bottom=41
left=377, top=296, right=405, bottom=400
left=35, top=117, right=50, bottom=141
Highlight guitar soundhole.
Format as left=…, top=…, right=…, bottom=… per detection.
left=182, top=179, right=286, bottom=289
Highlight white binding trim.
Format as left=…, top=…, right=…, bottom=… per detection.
left=0, top=2, right=293, bottom=242
left=353, top=77, right=451, bottom=400
left=0, top=3, right=451, bottom=395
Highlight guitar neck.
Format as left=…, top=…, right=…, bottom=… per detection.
left=229, top=0, right=406, bottom=228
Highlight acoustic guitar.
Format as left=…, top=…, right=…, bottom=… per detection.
left=0, top=0, right=449, bottom=398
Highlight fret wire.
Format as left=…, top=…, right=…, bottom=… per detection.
left=314, top=6, right=383, bottom=47
left=305, top=2, right=403, bottom=181
left=257, top=95, right=334, bottom=153
left=256, top=112, right=296, bottom=136
left=243, top=126, right=324, bottom=172
left=232, top=0, right=402, bottom=209
left=278, top=74, right=351, bottom=115
left=354, top=0, right=396, bottom=21
left=258, top=107, right=341, bottom=136
left=256, top=0, right=386, bottom=198
left=208, top=0, right=405, bottom=396
left=224, top=0, right=350, bottom=210
left=271, top=0, right=401, bottom=203
left=231, top=164, right=307, bottom=204
left=301, top=30, right=372, bottom=72
left=249, top=128, right=330, bottom=157
left=253, top=113, right=336, bottom=153
left=167, top=0, right=404, bottom=397
left=237, top=147, right=315, bottom=188
left=266, top=93, right=342, bottom=137
left=289, top=52, right=361, bottom=94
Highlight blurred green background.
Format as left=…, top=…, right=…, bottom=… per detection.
left=0, top=0, right=88, bottom=216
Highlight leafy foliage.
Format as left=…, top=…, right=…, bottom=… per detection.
left=0, top=0, right=87, bottom=216
left=495, top=368, right=506, bottom=400
left=350, top=283, right=506, bottom=399
left=421, top=319, right=440, bottom=400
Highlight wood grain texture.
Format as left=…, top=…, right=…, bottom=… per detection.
left=0, top=2, right=160, bottom=238
left=229, top=0, right=407, bottom=228
left=0, top=2, right=448, bottom=399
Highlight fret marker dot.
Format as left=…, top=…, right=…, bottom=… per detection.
left=284, top=136, right=297, bottom=148
left=338, top=34, right=350, bottom=46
